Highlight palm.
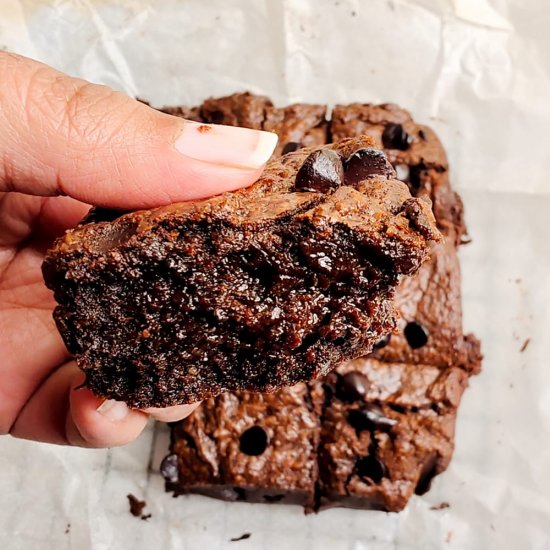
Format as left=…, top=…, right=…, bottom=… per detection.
left=0, top=192, right=88, bottom=429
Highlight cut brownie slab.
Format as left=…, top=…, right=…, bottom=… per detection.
left=43, top=136, right=440, bottom=407
left=165, top=356, right=469, bottom=513
left=162, top=384, right=322, bottom=510
left=317, top=357, right=469, bottom=512
left=331, top=103, right=466, bottom=245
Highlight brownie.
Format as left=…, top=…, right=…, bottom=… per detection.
left=331, top=103, right=466, bottom=245
left=165, top=356, right=470, bottom=513
left=43, top=136, right=440, bottom=407
left=371, top=234, right=482, bottom=373
left=317, top=357, right=468, bottom=512
left=162, top=383, right=322, bottom=509
left=200, top=91, right=270, bottom=129
left=198, top=92, right=328, bottom=157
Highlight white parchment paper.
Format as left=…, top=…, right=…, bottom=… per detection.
left=1, top=1, right=549, bottom=548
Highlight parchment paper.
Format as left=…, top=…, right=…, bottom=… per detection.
left=0, top=1, right=549, bottom=548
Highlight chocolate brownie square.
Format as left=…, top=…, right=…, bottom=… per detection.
left=317, top=357, right=469, bottom=512
left=330, top=103, right=466, bottom=245
left=162, top=383, right=322, bottom=509
left=43, top=136, right=440, bottom=407
left=198, top=92, right=328, bottom=157
left=199, top=91, right=270, bottom=129
left=263, top=103, right=328, bottom=156
left=371, top=234, right=482, bottom=373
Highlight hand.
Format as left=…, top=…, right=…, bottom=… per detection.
left=0, top=52, right=277, bottom=447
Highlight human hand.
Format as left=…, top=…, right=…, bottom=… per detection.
left=0, top=52, right=277, bottom=447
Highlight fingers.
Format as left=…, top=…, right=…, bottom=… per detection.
left=143, top=403, right=201, bottom=423
left=9, top=361, right=198, bottom=448
left=67, top=372, right=148, bottom=448
left=0, top=52, right=277, bottom=209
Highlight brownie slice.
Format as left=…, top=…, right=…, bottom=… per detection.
left=198, top=92, right=328, bottom=157
left=200, top=91, right=270, bottom=129
left=371, top=234, right=482, bottom=372
left=330, top=103, right=466, bottom=245
left=162, top=383, right=322, bottom=509
left=43, top=136, right=440, bottom=407
left=317, top=357, right=469, bottom=512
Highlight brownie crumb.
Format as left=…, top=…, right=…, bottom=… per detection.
left=127, top=494, right=150, bottom=519
left=64, top=523, right=71, bottom=534
left=520, top=338, right=531, bottom=352
left=230, top=533, right=251, bottom=542
left=430, top=502, right=450, bottom=510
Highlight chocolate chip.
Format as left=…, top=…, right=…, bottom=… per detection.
left=404, top=321, right=429, bottom=349
left=338, top=371, right=370, bottom=401
left=239, top=426, right=269, bottom=456
left=356, top=455, right=387, bottom=483
left=348, top=405, right=397, bottom=433
left=344, top=148, right=395, bottom=185
left=160, top=453, right=179, bottom=483
left=418, top=129, right=427, bottom=141
left=295, top=149, right=344, bottom=193
left=281, top=141, right=302, bottom=155
left=373, top=333, right=391, bottom=350
left=415, top=454, right=438, bottom=495
left=82, top=207, right=129, bottom=225
left=382, top=123, right=413, bottom=150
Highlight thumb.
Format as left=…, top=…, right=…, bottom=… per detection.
left=0, top=52, right=277, bottom=209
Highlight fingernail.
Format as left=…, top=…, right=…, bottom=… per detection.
left=175, top=121, right=278, bottom=169
left=96, top=399, right=130, bottom=421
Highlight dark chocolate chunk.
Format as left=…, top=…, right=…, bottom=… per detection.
left=344, top=148, right=395, bottom=185
left=404, top=321, right=429, bottom=349
left=373, top=333, right=391, bottom=350
left=347, top=405, right=397, bottom=433
left=294, top=149, right=344, bottom=193
left=356, top=454, right=387, bottom=483
left=160, top=453, right=179, bottom=483
left=239, top=426, right=269, bottom=456
left=338, top=371, right=370, bottom=402
left=382, top=123, right=413, bottom=151
left=415, top=454, right=438, bottom=495
left=281, top=141, right=303, bottom=155
left=81, top=207, right=129, bottom=225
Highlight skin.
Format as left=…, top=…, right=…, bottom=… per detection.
left=0, top=52, right=277, bottom=448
